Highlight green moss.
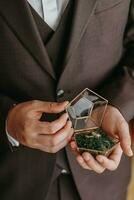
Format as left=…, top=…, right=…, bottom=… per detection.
left=75, top=128, right=116, bottom=151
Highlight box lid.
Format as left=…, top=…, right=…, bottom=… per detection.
left=66, top=88, right=108, bottom=132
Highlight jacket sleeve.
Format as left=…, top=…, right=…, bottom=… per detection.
left=97, top=1, right=134, bottom=122
left=0, top=93, right=17, bottom=150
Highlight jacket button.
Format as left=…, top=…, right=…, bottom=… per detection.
left=61, top=169, right=68, bottom=174
left=57, top=89, right=65, bottom=98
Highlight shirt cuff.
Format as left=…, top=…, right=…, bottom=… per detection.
left=6, top=122, right=19, bottom=147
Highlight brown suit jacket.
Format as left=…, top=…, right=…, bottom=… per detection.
left=0, top=0, right=134, bottom=200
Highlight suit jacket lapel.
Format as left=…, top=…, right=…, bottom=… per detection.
left=0, top=0, right=56, bottom=79
left=60, top=0, right=98, bottom=79
left=65, top=0, right=98, bottom=63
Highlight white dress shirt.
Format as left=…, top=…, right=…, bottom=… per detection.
left=7, top=0, right=70, bottom=146
left=27, top=0, right=69, bottom=30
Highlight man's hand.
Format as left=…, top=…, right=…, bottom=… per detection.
left=70, top=105, right=133, bottom=173
left=7, top=100, right=73, bottom=153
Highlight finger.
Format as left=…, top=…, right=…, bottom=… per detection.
left=82, top=152, right=105, bottom=174
left=70, top=142, right=104, bottom=172
left=36, top=121, right=73, bottom=147
left=76, top=155, right=92, bottom=170
left=32, top=100, right=69, bottom=113
left=51, top=121, right=73, bottom=145
left=37, top=126, right=74, bottom=153
left=96, top=144, right=122, bottom=171
left=49, top=129, right=74, bottom=153
left=70, top=141, right=80, bottom=157
left=117, top=120, right=133, bottom=157
left=70, top=141, right=77, bottom=151
left=37, top=113, right=69, bottom=134
left=38, top=138, right=69, bottom=153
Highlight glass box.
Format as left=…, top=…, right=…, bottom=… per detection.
left=66, top=88, right=119, bottom=157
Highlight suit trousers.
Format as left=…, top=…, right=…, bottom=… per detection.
left=46, top=173, right=81, bottom=200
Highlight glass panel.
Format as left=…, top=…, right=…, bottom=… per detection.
left=66, top=88, right=108, bottom=131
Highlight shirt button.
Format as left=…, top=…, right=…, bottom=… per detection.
left=57, top=89, right=65, bottom=98
left=61, top=169, right=68, bottom=174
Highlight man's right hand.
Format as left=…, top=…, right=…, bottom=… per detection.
left=7, top=100, right=73, bottom=153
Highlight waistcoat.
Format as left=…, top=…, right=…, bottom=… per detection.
left=29, top=1, right=75, bottom=178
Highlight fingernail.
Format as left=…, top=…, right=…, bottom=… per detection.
left=97, top=157, right=103, bottom=163
left=63, top=101, right=69, bottom=106
left=83, top=153, right=90, bottom=161
left=70, top=142, right=75, bottom=149
left=128, top=149, right=133, bottom=157
left=77, top=156, right=84, bottom=164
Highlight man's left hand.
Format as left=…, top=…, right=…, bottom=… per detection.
left=70, top=105, right=133, bottom=173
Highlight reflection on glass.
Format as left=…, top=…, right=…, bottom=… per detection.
left=66, top=88, right=108, bottom=131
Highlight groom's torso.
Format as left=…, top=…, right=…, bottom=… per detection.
left=0, top=0, right=132, bottom=200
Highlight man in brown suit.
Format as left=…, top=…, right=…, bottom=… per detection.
left=0, top=0, right=134, bottom=200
